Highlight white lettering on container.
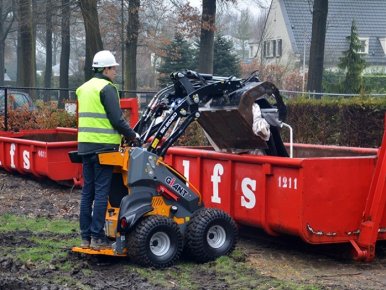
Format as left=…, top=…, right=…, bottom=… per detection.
left=278, top=176, right=298, bottom=190
left=211, top=164, right=223, bottom=204
left=182, top=160, right=190, bottom=186
left=38, top=150, right=47, bottom=158
left=10, top=143, right=16, bottom=168
left=23, top=150, right=30, bottom=169
left=241, top=177, right=256, bottom=209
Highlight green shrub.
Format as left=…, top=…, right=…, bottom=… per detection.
left=286, top=96, right=386, bottom=147
left=323, top=70, right=386, bottom=94
left=0, top=106, right=76, bottom=131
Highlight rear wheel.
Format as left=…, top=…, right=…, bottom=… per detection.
left=127, top=215, right=183, bottom=268
left=185, top=208, right=238, bottom=262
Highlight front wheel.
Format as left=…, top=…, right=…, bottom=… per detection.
left=127, top=215, right=183, bottom=268
left=185, top=208, right=238, bottom=263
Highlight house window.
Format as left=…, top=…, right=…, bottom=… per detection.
left=276, top=39, right=282, bottom=57
left=263, top=40, right=273, bottom=57
left=358, top=37, right=369, bottom=54
left=263, top=39, right=282, bottom=58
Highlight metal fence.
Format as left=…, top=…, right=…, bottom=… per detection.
left=281, top=90, right=386, bottom=99
left=0, top=86, right=158, bottom=131
left=2, top=85, right=385, bottom=131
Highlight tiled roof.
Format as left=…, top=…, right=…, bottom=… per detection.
left=281, top=0, right=386, bottom=66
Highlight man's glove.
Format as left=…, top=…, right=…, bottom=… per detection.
left=130, top=132, right=142, bottom=147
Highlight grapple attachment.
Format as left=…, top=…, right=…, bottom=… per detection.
left=198, top=81, right=279, bottom=151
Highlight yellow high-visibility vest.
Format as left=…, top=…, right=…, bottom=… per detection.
left=76, top=78, right=121, bottom=144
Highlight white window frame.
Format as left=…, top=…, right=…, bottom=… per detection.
left=379, top=37, right=386, bottom=55
left=276, top=39, right=282, bottom=57
left=358, top=37, right=369, bottom=54
left=264, top=40, right=274, bottom=58
left=264, top=39, right=282, bottom=58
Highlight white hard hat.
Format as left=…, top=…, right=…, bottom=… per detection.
left=92, top=50, right=119, bottom=68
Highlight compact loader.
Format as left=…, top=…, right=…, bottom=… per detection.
left=71, top=70, right=287, bottom=268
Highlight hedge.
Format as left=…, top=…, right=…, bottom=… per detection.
left=286, top=96, right=386, bottom=148
left=1, top=97, right=385, bottom=149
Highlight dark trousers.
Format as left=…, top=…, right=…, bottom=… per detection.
left=80, top=154, right=113, bottom=240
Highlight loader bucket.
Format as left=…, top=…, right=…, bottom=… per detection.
left=198, top=81, right=277, bottom=151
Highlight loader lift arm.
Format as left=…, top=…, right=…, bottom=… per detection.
left=148, top=77, right=242, bottom=157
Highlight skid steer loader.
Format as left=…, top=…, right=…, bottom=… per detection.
left=71, top=70, right=287, bottom=268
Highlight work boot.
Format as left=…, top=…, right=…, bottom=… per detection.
left=90, top=237, right=111, bottom=250
left=80, top=239, right=90, bottom=248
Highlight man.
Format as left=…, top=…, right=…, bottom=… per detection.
left=76, top=50, right=138, bottom=250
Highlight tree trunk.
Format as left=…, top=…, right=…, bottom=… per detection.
left=59, top=0, right=70, bottom=109
left=198, top=0, right=216, bottom=74
left=17, top=0, right=35, bottom=97
left=125, top=0, right=140, bottom=96
left=44, top=0, right=52, bottom=102
left=0, top=0, right=13, bottom=85
left=79, top=0, right=103, bottom=81
left=306, top=0, right=328, bottom=96
left=0, top=0, right=5, bottom=86
left=31, top=0, right=37, bottom=86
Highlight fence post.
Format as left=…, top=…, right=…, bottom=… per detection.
left=4, top=87, right=7, bottom=131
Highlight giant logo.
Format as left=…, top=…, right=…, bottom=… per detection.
left=165, top=176, right=188, bottom=197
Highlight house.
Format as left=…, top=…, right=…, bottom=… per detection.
left=257, top=0, right=386, bottom=72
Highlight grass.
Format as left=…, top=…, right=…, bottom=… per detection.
left=0, top=213, right=78, bottom=266
left=0, top=213, right=78, bottom=233
left=0, top=214, right=323, bottom=290
left=14, top=235, right=79, bottom=264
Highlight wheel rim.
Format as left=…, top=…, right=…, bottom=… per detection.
left=150, top=232, right=170, bottom=256
left=207, top=225, right=226, bottom=249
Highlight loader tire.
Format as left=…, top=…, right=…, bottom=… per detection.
left=127, top=215, right=183, bottom=268
left=185, top=208, right=238, bottom=263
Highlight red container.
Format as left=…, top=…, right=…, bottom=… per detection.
left=0, top=98, right=139, bottom=186
left=164, top=135, right=386, bottom=261
left=120, top=98, right=139, bottom=127
left=0, top=127, right=82, bottom=185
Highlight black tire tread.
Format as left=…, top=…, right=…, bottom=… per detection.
left=127, top=215, right=183, bottom=268
left=185, top=208, right=238, bottom=263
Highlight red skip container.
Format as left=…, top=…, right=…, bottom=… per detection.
left=164, top=116, right=386, bottom=261
left=0, top=98, right=139, bottom=186
left=0, top=127, right=82, bottom=185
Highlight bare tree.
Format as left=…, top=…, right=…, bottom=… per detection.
left=44, top=0, right=52, bottom=100
left=125, top=0, right=140, bottom=95
left=235, top=9, right=251, bottom=60
left=16, top=0, right=36, bottom=92
left=0, top=0, right=14, bottom=85
left=59, top=0, right=70, bottom=108
left=307, top=0, right=328, bottom=96
left=139, top=0, right=184, bottom=88
left=198, top=0, right=216, bottom=74
left=79, top=0, right=103, bottom=81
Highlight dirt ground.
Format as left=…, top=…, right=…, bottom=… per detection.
left=1, top=170, right=386, bottom=289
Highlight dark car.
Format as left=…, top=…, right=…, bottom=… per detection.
left=0, top=90, right=36, bottom=114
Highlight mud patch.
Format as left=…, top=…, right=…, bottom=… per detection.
left=0, top=231, right=153, bottom=289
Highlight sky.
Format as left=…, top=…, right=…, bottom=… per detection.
left=188, top=0, right=271, bottom=16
